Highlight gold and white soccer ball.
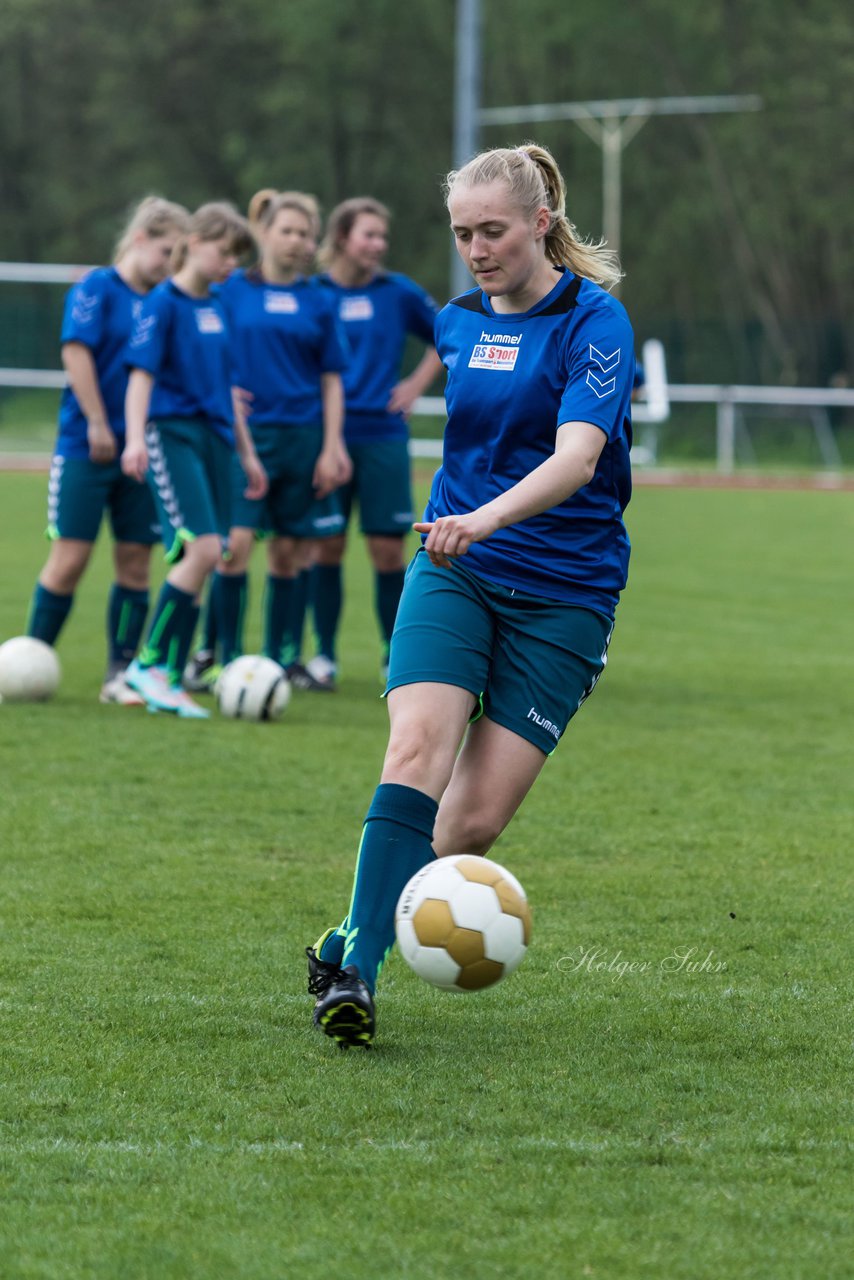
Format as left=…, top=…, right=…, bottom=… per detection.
left=395, top=854, right=532, bottom=991
left=215, top=654, right=291, bottom=721
left=0, top=636, right=61, bottom=703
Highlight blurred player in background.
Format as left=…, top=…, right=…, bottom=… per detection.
left=308, top=144, right=634, bottom=1048
left=26, top=196, right=190, bottom=704
left=121, top=202, right=265, bottom=718
left=184, top=190, right=350, bottom=689
left=298, top=197, right=443, bottom=690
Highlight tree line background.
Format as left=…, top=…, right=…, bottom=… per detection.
left=0, top=0, right=851, bottom=386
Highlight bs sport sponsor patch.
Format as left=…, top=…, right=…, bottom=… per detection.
left=585, top=343, right=621, bottom=398
left=340, top=296, right=374, bottom=322
left=196, top=308, right=225, bottom=335
left=468, top=331, right=521, bottom=372
left=264, top=291, right=299, bottom=315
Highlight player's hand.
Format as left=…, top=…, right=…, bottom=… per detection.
left=242, top=454, right=268, bottom=500
left=413, top=510, right=500, bottom=568
left=387, top=376, right=419, bottom=418
left=313, top=443, right=352, bottom=499
left=87, top=420, right=117, bottom=464
left=121, top=442, right=148, bottom=483
left=232, top=386, right=254, bottom=422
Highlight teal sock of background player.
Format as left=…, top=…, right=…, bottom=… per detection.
left=138, top=582, right=195, bottom=672
left=263, top=574, right=295, bottom=667
left=27, top=583, right=73, bottom=646
left=173, top=602, right=201, bottom=684
left=312, top=564, right=342, bottom=662
left=107, top=584, right=149, bottom=667
left=283, top=569, right=310, bottom=666
left=342, top=783, right=438, bottom=993
left=375, top=568, right=405, bottom=653
left=200, top=578, right=218, bottom=656
left=215, top=572, right=248, bottom=666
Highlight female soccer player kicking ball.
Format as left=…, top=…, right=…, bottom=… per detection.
left=121, top=203, right=266, bottom=718
left=307, top=144, right=635, bottom=1048
left=26, top=197, right=190, bottom=704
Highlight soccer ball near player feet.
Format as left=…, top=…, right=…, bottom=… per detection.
left=215, top=655, right=291, bottom=721
left=0, top=636, right=61, bottom=702
left=395, top=855, right=531, bottom=991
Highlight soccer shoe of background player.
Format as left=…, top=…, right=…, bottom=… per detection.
left=305, top=654, right=338, bottom=690
left=286, top=660, right=335, bottom=693
left=183, top=649, right=217, bottom=692
left=125, top=659, right=184, bottom=713
left=99, top=670, right=145, bottom=707
left=169, top=685, right=211, bottom=720
left=313, top=964, right=375, bottom=1050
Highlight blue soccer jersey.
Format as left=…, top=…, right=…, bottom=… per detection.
left=56, top=267, right=146, bottom=460
left=316, top=271, right=439, bottom=442
left=426, top=268, right=634, bottom=616
left=127, top=281, right=235, bottom=443
left=218, top=270, right=347, bottom=428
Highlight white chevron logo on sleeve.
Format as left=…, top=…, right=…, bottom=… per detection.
left=586, top=370, right=617, bottom=398
left=588, top=344, right=621, bottom=374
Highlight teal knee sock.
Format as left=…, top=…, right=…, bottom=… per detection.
left=312, top=564, right=342, bottom=662
left=263, top=574, right=295, bottom=666
left=343, top=783, right=438, bottom=992
left=375, top=568, right=405, bottom=657
left=215, top=572, right=248, bottom=665
left=27, top=583, right=73, bottom=645
left=107, top=584, right=149, bottom=667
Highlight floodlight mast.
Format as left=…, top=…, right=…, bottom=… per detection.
left=477, top=95, right=763, bottom=294
left=450, top=0, right=482, bottom=296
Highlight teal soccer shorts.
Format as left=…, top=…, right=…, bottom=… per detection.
left=386, top=549, right=614, bottom=755
left=338, top=437, right=413, bottom=537
left=46, top=454, right=160, bottom=545
left=231, top=423, right=327, bottom=538
left=145, top=417, right=232, bottom=562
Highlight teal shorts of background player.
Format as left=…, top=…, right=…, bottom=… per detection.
left=230, top=422, right=334, bottom=538
left=386, top=548, right=614, bottom=756
left=336, top=438, right=414, bottom=537
left=144, top=417, right=233, bottom=563
left=45, top=455, right=160, bottom=545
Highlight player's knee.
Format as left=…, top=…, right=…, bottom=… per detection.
left=382, top=724, right=456, bottom=788
left=441, top=810, right=502, bottom=857
left=191, top=536, right=222, bottom=576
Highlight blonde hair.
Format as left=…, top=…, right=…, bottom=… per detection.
left=255, top=191, right=321, bottom=240
left=444, top=143, right=623, bottom=289
left=318, top=197, right=390, bottom=269
left=171, top=201, right=254, bottom=272
left=113, top=196, right=191, bottom=264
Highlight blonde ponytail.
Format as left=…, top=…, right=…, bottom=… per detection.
left=444, top=143, right=623, bottom=290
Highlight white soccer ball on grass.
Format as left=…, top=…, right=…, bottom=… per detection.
left=215, top=654, right=291, bottom=721
left=0, top=636, right=61, bottom=703
left=395, top=854, right=532, bottom=991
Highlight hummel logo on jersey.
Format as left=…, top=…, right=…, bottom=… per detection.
left=131, top=315, right=157, bottom=347
left=469, top=332, right=521, bottom=371
left=589, top=344, right=621, bottom=374
left=196, top=308, right=225, bottom=335
left=71, top=292, right=100, bottom=326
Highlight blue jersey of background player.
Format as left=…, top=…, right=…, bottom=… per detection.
left=26, top=196, right=190, bottom=706
left=222, top=267, right=346, bottom=429
left=307, top=144, right=632, bottom=1050
left=186, top=192, right=350, bottom=682
left=301, top=198, right=444, bottom=690
left=121, top=202, right=265, bottom=719
left=131, top=279, right=236, bottom=444
left=316, top=262, right=438, bottom=443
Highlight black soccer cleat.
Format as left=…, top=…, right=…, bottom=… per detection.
left=306, top=944, right=342, bottom=1000
left=312, top=963, right=375, bottom=1050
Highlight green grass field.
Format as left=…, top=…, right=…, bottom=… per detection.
left=1, top=473, right=852, bottom=1279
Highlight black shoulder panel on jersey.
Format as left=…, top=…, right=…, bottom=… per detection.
left=450, top=290, right=488, bottom=314
left=535, top=273, right=583, bottom=316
